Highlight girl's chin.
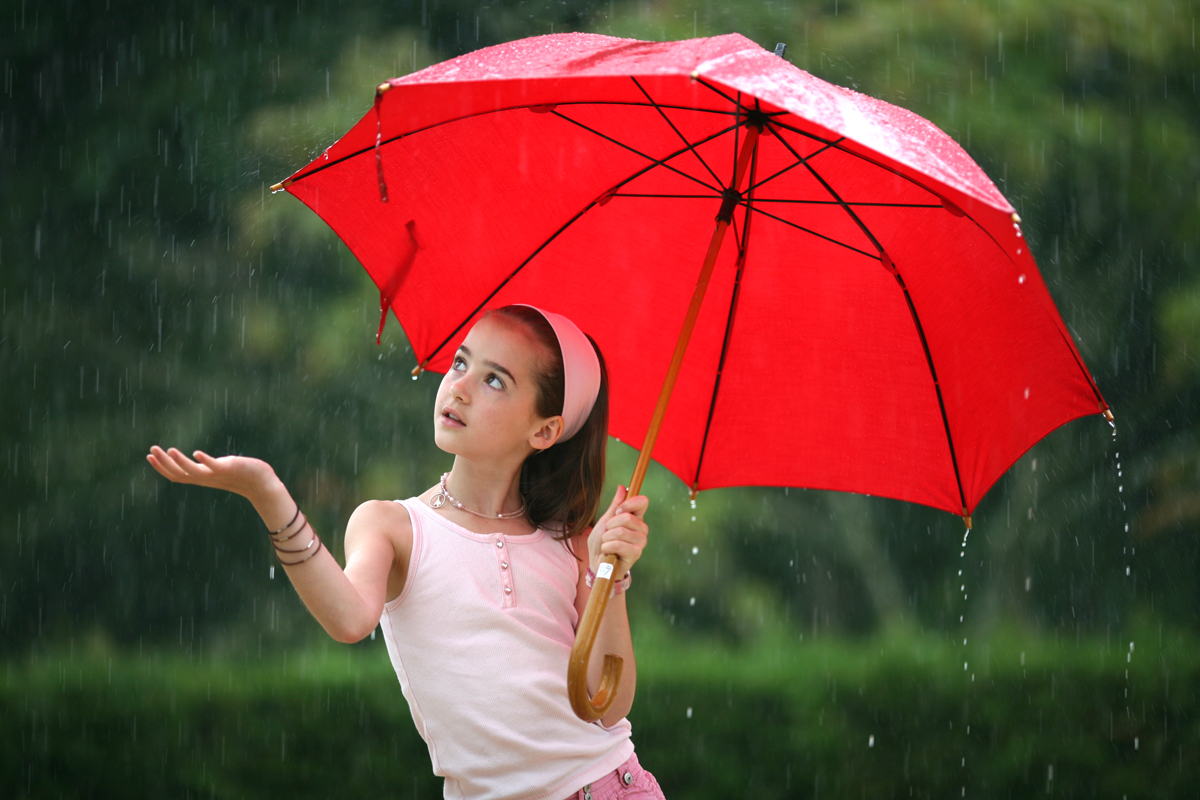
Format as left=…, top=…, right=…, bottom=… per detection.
left=432, top=429, right=461, bottom=452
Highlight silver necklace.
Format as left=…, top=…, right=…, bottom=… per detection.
left=429, top=472, right=527, bottom=520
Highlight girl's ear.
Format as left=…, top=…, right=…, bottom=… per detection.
left=530, top=415, right=565, bottom=453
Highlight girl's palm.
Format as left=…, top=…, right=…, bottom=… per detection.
left=146, top=446, right=277, bottom=500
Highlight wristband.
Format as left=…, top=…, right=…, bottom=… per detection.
left=586, top=565, right=631, bottom=596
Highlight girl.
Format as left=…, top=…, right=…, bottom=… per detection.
left=146, top=304, right=666, bottom=800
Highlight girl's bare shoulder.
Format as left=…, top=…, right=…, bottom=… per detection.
left=346, top=499, right=414, bottom=559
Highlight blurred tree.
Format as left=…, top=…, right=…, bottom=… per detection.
left=2, top=0, right=1197, bottom=656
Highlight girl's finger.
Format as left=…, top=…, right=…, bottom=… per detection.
left=146, top=453, right=176, bottom=479
left=193, top=450, right=220, bottom=468
left=599, top=486, right=627, bottom=522
left=600, top=527, right=648, bottom=546
left=607, top=514, right=648, bottom=535
left=617, top=494, right=649, bottom=513
left=166, top=447, right=203, bottom=473
left=599, top=540, right=644, bottom=564
left=149, top=448, right=188, bottom=480
left=166, top=448, right=213, bottom=483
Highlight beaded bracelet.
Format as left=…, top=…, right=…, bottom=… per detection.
left=586, top=566, right=631, bottom=596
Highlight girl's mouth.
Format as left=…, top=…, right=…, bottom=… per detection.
left=441, top=409, right=466, bottom=427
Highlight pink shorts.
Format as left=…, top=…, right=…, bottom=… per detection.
left=563, top=752, right=665, bottom=800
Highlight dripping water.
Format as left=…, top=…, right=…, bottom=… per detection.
left=1111, top=419, right=1134, bottom=739
left=958, top=520, right=973, bottom=798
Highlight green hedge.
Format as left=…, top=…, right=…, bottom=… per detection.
left=3, top=630, right=1198, bottom=799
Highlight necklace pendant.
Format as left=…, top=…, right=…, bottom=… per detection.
left=429, top=492, right=447, bottom=509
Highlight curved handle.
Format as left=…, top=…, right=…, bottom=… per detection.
left=567, top=553, right=623, bottom=721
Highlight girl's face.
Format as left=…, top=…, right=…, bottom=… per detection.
left=433, top=314, right=563, bottom=460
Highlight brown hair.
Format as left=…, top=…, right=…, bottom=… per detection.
left=488, top=305, right=608, bottom=542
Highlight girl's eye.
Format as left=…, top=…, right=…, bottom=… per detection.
left=452, top=356, right=466, bottom=370
left=486, top=374, right=505, bottom=390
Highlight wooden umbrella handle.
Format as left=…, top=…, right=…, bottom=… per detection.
left=567, top=553, right=624, bottom=720
left=566, top=124, right=763, bottom=721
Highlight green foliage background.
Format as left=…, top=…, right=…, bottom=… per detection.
left=2, top=0, right=1198, bottom=796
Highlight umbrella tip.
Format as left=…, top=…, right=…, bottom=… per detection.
left=774, top=43, right=787, bottom=58
left=690, top=69, right=700, bottom=79
left=269, top=180, right=289, bottom=194
left=1103, top=408, right=1115, bottom=423
left=411, top=362, right=426, bottom=379
left=376, top=82, right=392, bottom=95
left=1011, top=212, right=1021, bottom=224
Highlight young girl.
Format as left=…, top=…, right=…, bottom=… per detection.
left=146, top=304, right=666, bottom=800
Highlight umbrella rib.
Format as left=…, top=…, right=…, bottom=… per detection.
left=744, top=139, right=842, bottom=194
left=891, top=271, right=970, bottom=515
left=417, top=122, right=744, bottom=366
left=693, top=77, right=750, bottom=114
left=770, top=122, right=970, bottom=514
left=550, top=109, right=722, bottom=194
left=767, top=116, right=1014, bottom=250
left=744, top=206, right=881, bottom=260
left=749, top=114, right=1027, bottom=296
left=611, top=193, right=720, bottom=199
left=755, top=199, right=943, bottom=209
left=767, top=121, right=890, bottom=256
left=630, top=77, right=726, bottom=190
left=283, top=101, right=742, bottom=186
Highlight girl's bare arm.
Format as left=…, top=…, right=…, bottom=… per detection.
left=146, top=446, right=405, bottom=643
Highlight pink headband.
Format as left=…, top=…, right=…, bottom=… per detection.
left=515, top=305, right=600, bottom=443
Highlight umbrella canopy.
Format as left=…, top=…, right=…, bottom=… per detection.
left=274, top=31, right=1107, bottom=522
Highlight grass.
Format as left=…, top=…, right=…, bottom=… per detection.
left=3, top=622, right=1198, bottom=798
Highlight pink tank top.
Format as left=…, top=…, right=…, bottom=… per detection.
left=379, top=498, right=634, bottom=800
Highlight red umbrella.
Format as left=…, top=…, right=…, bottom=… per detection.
left=271, top=32, right=1109, bottom=719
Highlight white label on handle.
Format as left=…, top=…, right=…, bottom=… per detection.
left=596, top=562, right=615, bottom=581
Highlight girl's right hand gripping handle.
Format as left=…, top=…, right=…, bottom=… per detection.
left=567, top=553, right=623, bottom=721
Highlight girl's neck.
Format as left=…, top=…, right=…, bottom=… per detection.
left=443, top=458, right=525, bottom=519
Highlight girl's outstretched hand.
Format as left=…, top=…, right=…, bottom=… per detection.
left=588, top=485, right=649, bottom=582
left=146, top=446, right=281, bottom=502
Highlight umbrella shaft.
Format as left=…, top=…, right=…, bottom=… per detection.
left=627, top=125, right=761, bottom=496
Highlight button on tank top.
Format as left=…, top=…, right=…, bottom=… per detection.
left=379, top=498, right=634, bottom=800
